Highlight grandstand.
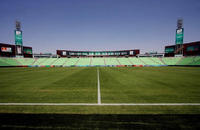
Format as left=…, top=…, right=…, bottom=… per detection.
left=0, top=56, right=200, bottom=67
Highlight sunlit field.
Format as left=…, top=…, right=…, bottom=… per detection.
left=0, top=67, right=200, bottom=114
left=0, top=67, right=200, bottom=129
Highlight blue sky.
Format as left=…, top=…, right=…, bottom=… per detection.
left=0, top=0, right=200, bottom=54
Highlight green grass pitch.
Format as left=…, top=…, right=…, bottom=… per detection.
left=0, top=67, right=200, bottom=114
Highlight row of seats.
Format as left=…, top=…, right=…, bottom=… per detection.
left=161, top=57, right=182, bottom=65
left=0, top=57, right=200, bottom=66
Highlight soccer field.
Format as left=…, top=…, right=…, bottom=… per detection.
left=0, top=67, right=200, bottom=114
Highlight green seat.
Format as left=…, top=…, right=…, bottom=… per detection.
left=104, top=58, right=119, bottom=65
left=52, top=58, right=68, bottom=65
left=162, top=57, right=181, bottom=65
left=129, top=58, right=145, bottom=65
left=91, top=58, right=105, bottom=65
left=64, top=58, right=79, bottom=66
left=118, top=58, right=132, bottom=65
left=76, top=58, right=90, bottom=66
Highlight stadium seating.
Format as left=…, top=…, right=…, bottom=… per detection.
left=104, top=58, right=120, bottom=65
left=0, top=56, right=200, bottom=66
left=139, top=57, right=161, bottom=65
left=0, top=58, right=20, bottom=66
left=39, top=58, right=57, bottom=65
left=16, top=58, right=35, bottom=65
left=176, top=57, right=195, bottom=65
left=91, top=58, right=105, bottom=65
left=150, top=58, right=165, bottom=65
left=0, top=58, right=12, bottom=66
left=52, top=58, right=68, bottom=66
left=118, top=58, right=132, bottom=65
left=32, top=58, right=47, bottom=65
left=162, top=57, right=182, bottom=65
left=189, top=56, right=200, bottom=65
left=65, top=58, right=80, bottom=66
left=129, top=57, right=145, bottom=65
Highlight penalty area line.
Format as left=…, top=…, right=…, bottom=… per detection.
left=0, top=103, right=200, bottom=106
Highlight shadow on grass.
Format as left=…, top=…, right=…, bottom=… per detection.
left=0, top=114, right=200, bottom=129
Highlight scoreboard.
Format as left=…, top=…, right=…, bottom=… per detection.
left=1, top=47, right=12, bottom=52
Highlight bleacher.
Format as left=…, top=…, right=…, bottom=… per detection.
left=0, top=56, right=200, bottom=67
left=139, top=57, right=161, bottom=65
left=129, top=58, right=145, bottom=65
left=176, top=57, right=195, bottom=65
left=40, top=58, right=57, bottom=66
left=104, top=58, right=120, bottom=65
left=91, top=58, right=105, bottom=66
left=65, top=58, right=80, bottom=66
left=189, top=56, right=200, bottom=65
left=0, top=58, right=13, bottom=66
left=162, top=57, right=182, bottom=65
left=16, top=58, right=35, bottom=65
left=0, top=58, right=20, bottom=66
left=52, top=58, right=68, bottom=66
left=32, top=58, right=46, bottom=65
left=118, top=58, right=132, bottom=65
left=150, top=57, right=165, bottom=65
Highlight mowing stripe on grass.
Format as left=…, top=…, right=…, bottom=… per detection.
left=97, top=68, right=101, bottom=104
left=0, top=103, right=200, bottom=106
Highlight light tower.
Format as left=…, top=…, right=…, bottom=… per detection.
left=15, top=21, right=23, bottom=57
left=175, top=19, right=184, bottom=56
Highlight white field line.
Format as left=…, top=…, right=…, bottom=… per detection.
left=0, top=103, right=200, bottom=106
left=97, top=68, right=101, bottom=104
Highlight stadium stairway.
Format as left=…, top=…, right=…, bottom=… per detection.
left=76, top=58, right=90, bottom=66
left=175, top=57, right=185, bottom=65
left=90, top=58, right=92, bottom=66
left=64, top=58, right=79, bottom=66
left=116, top=58, right=122, bottom=65
left=162, top=57, right=182, bottom=65
left=176, top=56, right=199, bottom=65
left=49, top=58, right=59, bottom=65
left=139, top=58, right=161, bottom=65
left=129, top=58, right=145, bottom=65
left=103, top=58, right=107, bottom=65
left=128, top=58, right=134, bottom=65
left=137, top=58, right=147, bottom=65
left=32, top=58, right=48, bottom=66
left=118, top=58, right=132, bottom=65
left=190, top=56, right=200, bottom=65
left=159, top=58, right=166, bottom=65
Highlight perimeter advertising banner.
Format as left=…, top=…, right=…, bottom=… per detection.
left=1, top=47, right=12, bottom=52
left=175, top=28, right=184, bottom=45
left=15, top=30, right=23, bottom=46
left=165, top=47, right=174, bottom=53
left=23, top=48, right=32, bottom=54
left=16, top=46, right=22, bottom=54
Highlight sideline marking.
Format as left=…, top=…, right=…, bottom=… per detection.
left=0, top=103, right=200, bottom=106
left=97, top=68, right=101, bottom=104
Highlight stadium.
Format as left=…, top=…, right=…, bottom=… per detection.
left=0, top=18, right=200, bottom=129
left=2, top=0, right=200, bottom=122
